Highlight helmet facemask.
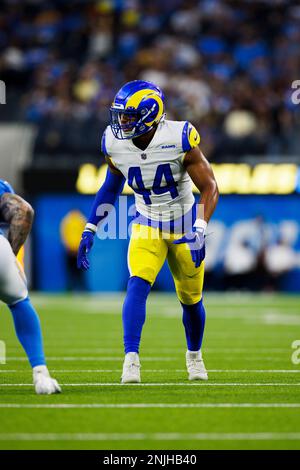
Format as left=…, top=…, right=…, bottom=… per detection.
left=110, top=103, right=161, bottom=140
left=110, top=108, right=140, bottom=139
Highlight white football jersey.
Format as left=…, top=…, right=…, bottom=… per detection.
left=102, top=119, right=200, bottom=222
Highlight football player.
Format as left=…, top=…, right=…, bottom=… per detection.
left=77, top=80, right=219, bottom=383
left=0, top=180, right=61, bottom=394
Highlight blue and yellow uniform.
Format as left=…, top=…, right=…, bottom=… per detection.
left=103, top=117, right=203, bottom=305
left=79, top=80, right=207, bottom=360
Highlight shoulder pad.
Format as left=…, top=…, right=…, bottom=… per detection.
left=182, top=121, right=201, bottom=152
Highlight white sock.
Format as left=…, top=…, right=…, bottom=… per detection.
left=187, top=350, right=201, bottom=360
left=33, top=365, right=49, bottom=376
left=125, top=352, right=139, bottom=363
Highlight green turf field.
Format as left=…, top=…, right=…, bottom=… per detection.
left=0, top=293, right=300, bottom=450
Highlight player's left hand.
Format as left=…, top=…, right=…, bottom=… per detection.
left=173, top=228, right=205, bottom=268
left=77, top=230, right=95, bottom=271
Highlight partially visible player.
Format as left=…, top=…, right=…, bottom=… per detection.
left=0, top=180, right=61, bottom=394
left=77, top=80, right=219, bottom=383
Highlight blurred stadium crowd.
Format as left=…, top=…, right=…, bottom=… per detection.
left=0, top=0, right=300, bottom=162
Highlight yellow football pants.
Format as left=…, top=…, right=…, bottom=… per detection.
left=127, top=224, right=204, bottom=305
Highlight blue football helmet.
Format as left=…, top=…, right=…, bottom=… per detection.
left=110, top=80, right=165, bottom=139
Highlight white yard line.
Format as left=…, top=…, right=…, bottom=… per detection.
left=208, top=369, right=300, bottom=373
left=5, top=348, right=290, bottom=353
left=0, top=432, right=299, bottom=441
left=4, top=356, right=294, bottom=362
left=0, top=382, right=300, bottom=387
left=0, top=403, right=299, bottom=409
left=1, top=369, right=300, bottom=373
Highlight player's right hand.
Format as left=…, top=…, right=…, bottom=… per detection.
left=77, top=230, right=95, bottom=270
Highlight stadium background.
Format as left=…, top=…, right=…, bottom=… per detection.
left=0, top=0, right=300, bottom=293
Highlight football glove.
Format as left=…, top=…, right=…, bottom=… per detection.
left=173, top=220, right=206, bottom=268
left=77, top=229, right=95, bottom=271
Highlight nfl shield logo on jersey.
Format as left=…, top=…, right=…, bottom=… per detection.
left=141, top=153, right=147, bottom=160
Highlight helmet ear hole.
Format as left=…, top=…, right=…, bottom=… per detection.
left=140, top=93, right=164, bottom=127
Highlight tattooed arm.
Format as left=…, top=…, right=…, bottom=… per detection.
left=0, top=193, right=34, bottom=256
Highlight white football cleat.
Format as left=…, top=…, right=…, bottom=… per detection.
left=121, top=352, right=141, bottom=384
left=33, top=365, right=62, bottom=395
left=186, top=350, right=208, bottom=381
